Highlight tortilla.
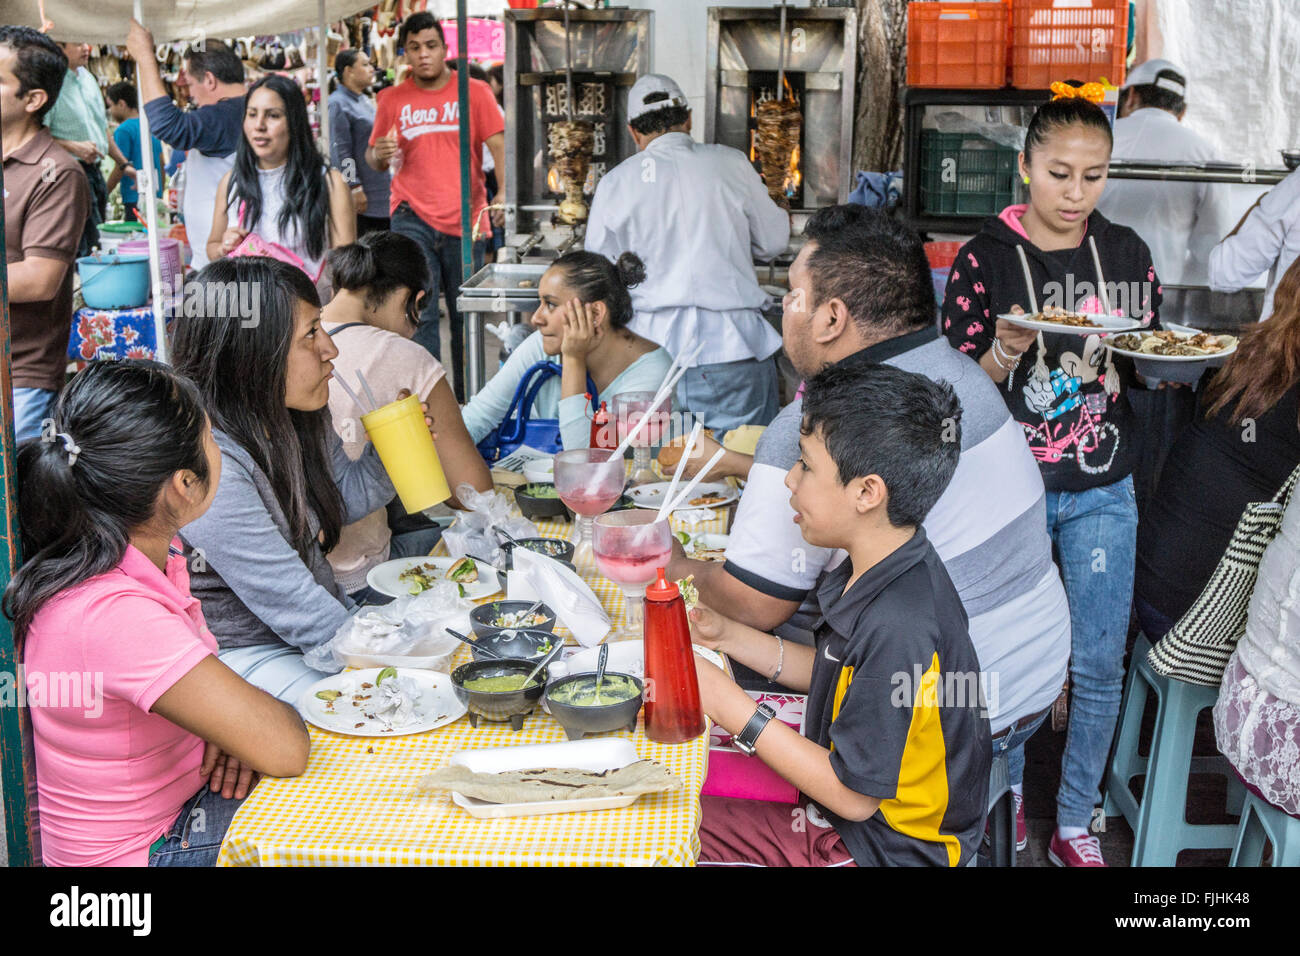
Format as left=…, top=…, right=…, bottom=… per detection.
left=416, top=760, right=683, bottom=804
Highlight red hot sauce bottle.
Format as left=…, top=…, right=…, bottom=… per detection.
left=642, top=568, right=705, bottom=743
left=590, top=399, right=616, bottom=450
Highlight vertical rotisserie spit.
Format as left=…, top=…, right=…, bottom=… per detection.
left=549, top=119, right=596, bottom=224
left=755, top=98, right=802, bottom=209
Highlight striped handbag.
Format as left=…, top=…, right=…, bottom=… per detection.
left=1147, top=462, right=1300, bottom=685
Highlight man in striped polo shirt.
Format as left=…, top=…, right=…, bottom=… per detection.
left=670, top=204, right=1070, bottom=852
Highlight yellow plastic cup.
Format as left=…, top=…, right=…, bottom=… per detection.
left=361, top=394, right=450, bottom=512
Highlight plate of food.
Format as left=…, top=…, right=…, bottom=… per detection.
left=416, top=738, right=683, bottom=818
left=998, top=306, right=1142, bottom=335
left=626, top=481, right=738, bottom=512
left=1104, top=325, right=1239, bottom=362
left=563, top=640, right=727, bottom=681
left=366, top=555, right=501, bottom=601
left=297, top=667, right=467, bottom=737
left=674, top=531, right=729, bottom=562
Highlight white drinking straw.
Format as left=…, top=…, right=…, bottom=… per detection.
left=657, top=421, right=702, bottom=522
left=332, top=372, right=367, bottom=413
left=356, top=369, right=380, bottom=412
left=662, top=447, right=728, bottom=514
left=1088, top=236, right=1113, bottom=317
left=1016, top=245, right=1039, bottom=315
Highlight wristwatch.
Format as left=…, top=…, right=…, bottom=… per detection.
left=733, top=704, right=776, bottom=756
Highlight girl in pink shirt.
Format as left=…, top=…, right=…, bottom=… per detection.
left=6, top=360, right=310, bottom=866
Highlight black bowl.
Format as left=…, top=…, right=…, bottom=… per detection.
left=514, top=483, right=571, bottom=521
left=470, top=600, right=558, bottom=640
left=469, top=627, right=560, bottom=663
left=451, top=658, right=549, bottom=730
left=501, top=536, right=576, bottom=569
left=544, top=672, right=644, bottom=741
left=611, top=493, right=637, bottom=511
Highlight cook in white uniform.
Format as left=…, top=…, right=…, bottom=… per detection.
left=584, top=74, right=790, bottom=434
left=1210, top=166, right=1300, bottom=323
left=1096, top=59, right=1230, bottom=326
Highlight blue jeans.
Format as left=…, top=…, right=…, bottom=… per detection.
left=13, top=387, right=57, bottom=443
left=390, top=203, right=484, bottom=403
left=994, top=708, right=1051, bottom=790
left=148, top=784, right=247, bottom=867
left=1045, top=474, right=1138, bottom=830
left=676, top=356, right=780, bottom=434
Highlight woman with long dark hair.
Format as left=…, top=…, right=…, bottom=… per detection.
left=6, top=360, right=309, bottom=866
left=1137, top=256, right=1300, bottom=638
left=173, top=257, right=402, bottom=701
left=207, top=73, right=355, bottom=292
left=321, top=231, right=492, bottom=599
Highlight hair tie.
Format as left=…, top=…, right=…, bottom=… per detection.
left=57, top=432, right=81, bottom=467
left=1050, top=81, right=1106, bottom=105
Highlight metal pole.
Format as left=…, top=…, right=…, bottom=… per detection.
left=318, top=0, right=331, bottom=160
left=563, top=0, right=574, bottom=121
left=0, top=160, right=36, bottom=867
left=456, top=0, right=480, bottom=397
left=777, top=1, right=787, bottom=97
left=135, top=0, right=169, bottom=363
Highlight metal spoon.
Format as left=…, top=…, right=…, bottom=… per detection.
left=444, top=627, right=507, bottom=660
left=521, top=633, right=565, bottom=689
left=467, top=553, right=506, bottom=575
left=593, top=641, right=609, bottom=706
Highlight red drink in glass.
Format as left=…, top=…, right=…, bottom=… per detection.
left=554, top=448, right=626, bottom=555
left=593, top=510, right=672, bottom=637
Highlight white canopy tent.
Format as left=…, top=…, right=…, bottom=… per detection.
left=4, top=0, right=380, bottom=361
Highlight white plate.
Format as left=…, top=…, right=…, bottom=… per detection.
left=682, top=531, right=729, bottom=561
left=997, top=312, right=1143, bottom=335
left=444, top=738, right=645, bottom=818
left=1102, top=323, right=1239, bottom=363
left=522, top=457, right=555, bottom=484
left=627, top=481, right=738, bottom=512
left=297, top=668, right=466, bottom=737
left=563, top=640, right=727, bottom=681
left=366, top=556, right=501, bottom=601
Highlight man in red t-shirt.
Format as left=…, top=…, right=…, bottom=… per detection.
left=366, top=11, right=505, bottom=401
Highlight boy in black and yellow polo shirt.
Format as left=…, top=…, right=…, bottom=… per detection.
left=691, top=361, right=992, bottom=866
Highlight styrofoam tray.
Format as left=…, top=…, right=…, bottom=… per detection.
left=445, top=738, right=643, bottom=818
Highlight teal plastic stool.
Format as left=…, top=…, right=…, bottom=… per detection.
left=1102, top=633, right=1244, bottom=866
left=1231, top=791, right=1300, bottom=866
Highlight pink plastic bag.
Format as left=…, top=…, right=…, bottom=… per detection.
left=227, top=201, right=323, bottom=282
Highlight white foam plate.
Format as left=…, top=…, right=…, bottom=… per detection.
left=1102, top=323, right=1238, bottom=363
left=564, top=640, right=727, bottom=681
left=627, top=481, right=737, bottom=512
left=298, top=668, right=466, bottom=737
left=997, top=312, right=1143, bottom=335
left=366, top=556, right=501, bottom=601
left=444, top=738, right=644, bottom=818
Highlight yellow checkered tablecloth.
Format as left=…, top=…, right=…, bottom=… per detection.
left=216, top=491, right=733, bottom=867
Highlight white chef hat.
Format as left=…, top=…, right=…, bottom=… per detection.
left=628, top=73, right=689, bottom=121
left=1121, top=59, right=1187, bottom=98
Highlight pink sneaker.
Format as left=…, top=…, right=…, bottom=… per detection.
left=1048, top=830, right=1106, bottom=867
left=1014, top=792, right=1027, bottom=851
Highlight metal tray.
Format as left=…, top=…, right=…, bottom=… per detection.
left=460, top=263, right=548, bottom=296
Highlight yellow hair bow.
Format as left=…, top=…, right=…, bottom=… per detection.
left=1050, top=81, right=1106, bottom=104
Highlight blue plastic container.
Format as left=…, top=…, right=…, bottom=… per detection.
left=77, top=253, right=151, bottom=309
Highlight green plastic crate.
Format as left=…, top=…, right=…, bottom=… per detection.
left=919, top=130, right=1018, bottom=217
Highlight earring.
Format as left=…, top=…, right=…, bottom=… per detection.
left=1022, top=175, right=1031, bottom=185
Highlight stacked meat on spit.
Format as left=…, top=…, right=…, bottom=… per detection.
left=549, top=119, right=596, bottom=224
left=755, top=98, right=802, bottom=209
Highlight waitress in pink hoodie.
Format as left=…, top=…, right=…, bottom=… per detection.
left=941, top=91, right=1162, bottom=868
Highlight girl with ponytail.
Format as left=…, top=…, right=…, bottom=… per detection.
left=321, top=232, right=492, bottom=599
left=461, top=249, right=672, bottom=451
left=6, top=360, right=309, bottom=867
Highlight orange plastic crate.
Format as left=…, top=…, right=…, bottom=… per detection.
left=1010, top=0, right=1128, bottom=89
left=907, top=2, right=1010, bottom=89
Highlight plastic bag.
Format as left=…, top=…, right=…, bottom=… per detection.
left=304, top=583, right=472, bottom=672
left=441, top=482, right=538, bottom=569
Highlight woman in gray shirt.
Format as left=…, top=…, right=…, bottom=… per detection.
left=174, top=257, right=399, bottom=701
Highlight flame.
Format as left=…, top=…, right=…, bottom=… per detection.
left=783, top=144, right=801, bottom=197
left=782, top=74, right=793, bottom=101
left=547, top=166, right=560, bottom=193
